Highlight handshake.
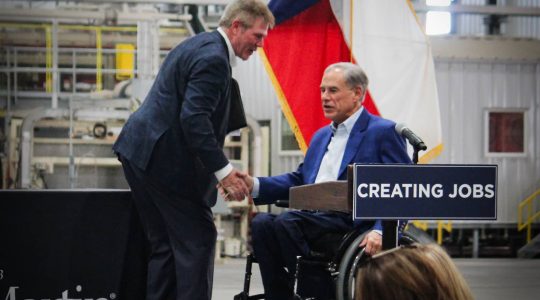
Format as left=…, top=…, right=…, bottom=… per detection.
left=217, top=169, right=254, bottom=201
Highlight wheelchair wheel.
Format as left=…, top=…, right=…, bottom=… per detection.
left=334, top=228, right=428, bottom=300
left=334, top=233, right=368, bottom=300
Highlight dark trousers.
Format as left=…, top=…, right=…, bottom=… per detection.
left=120, top=157, right=217, bottom=300
left=250, top=211, right=353, bottom=300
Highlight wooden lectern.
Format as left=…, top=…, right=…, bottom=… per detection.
left=288, top=166, right=354, bottom=213
left=289, top=180, right=350, bottom=212
left=288, top=166, right=399, bottom=250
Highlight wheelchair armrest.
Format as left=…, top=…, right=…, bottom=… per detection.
left=275, top=200, right=290, bottom=208
left=401, top=223, right=436, bottom=245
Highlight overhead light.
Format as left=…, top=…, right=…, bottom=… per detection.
left=427, top=0, right=452, bottom=6
left=426, top=11, right=451, bottom=35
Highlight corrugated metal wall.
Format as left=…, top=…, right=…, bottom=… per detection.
left=455, top=0, right=540, bottom=39
left=233, top=55, right=277, bottom=121
left=432, top=60, right=540, bottom=223
left=506, top=0, right=540, bottom=38
left=456, top=0, right=487, bottom=36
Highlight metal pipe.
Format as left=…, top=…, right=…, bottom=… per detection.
left=96, top=28, right=103, bottom=92
left=13, top=49, right=17, bottom=105
left=414, top=3, right=540, bottom=17
left=5, top=50, right=11, bottom=188
left=68, top=98, right=75, bottom=188
left=72, top=49, right=76, bottom=94
left=245, top=115, right=261, bottom=177
left=0, top=8, right=192, bottom=23
left=14, top=0, right=231, bottom=4
left=472, top=229, right=479, bottom=258
left=45, top=25, right=53, bottom=94
left=20, top=108, right=69, bottom=188
left=0, top=66, right=141, bottom=77
left=51, top=20, right=59, bottom=108
left=19, top=101, right=130, bottom=188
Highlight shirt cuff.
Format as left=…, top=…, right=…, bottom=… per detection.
left=252, top=177, right=260, bottom=198
left=214, top=163, right=233, bottom=181
left=372, top=229, right=383, bottom=236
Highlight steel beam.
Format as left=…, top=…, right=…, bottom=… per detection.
left=414, top=3, right=540, bottom=17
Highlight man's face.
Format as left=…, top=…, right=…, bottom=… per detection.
left=230, top=17, right=269, bottom=60
left=320, top=68, right=362, bottom=124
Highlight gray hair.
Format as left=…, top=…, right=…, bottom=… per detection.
left=219, top=0, right=275, bottom=29
left=325, top=62, right=369, bottom=101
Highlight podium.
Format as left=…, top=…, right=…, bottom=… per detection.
left=288, top=164, right=498, bottom=250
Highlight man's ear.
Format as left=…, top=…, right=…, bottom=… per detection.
left=355, top=86, right=364, bottom=101
left=231, top=19, right=243, bottom=34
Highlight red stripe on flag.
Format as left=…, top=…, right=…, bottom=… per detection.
left=363, top=91, right=380, bottom=116
left=263, top=0, right=350, bottom=146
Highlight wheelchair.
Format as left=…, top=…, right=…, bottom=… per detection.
left=234, top=209, right=433, bottom=300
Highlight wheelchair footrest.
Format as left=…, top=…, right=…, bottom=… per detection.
left=233, top=292, right=265, bottom=300
left=298, top=257, right=332, bottom=268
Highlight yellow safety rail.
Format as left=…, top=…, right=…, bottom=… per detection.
left=0, top=23, right=53, bottom=92
left=44, top=25, right=52, bottom=93
left=411, top=220, right=428, bottom=231
left=410, top=220, right=452, bottom=245
left=437, top=221, right=452, bottom=245
left=1, top=23, right=188, bottom=92
left=518, top=189, right=540, bottom=243
left=59, top=25, right=139, bottom=92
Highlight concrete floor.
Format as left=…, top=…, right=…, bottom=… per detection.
left=213, top=258, right=540, bottom=300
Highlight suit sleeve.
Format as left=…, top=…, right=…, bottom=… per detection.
left=379, top=125, right=412, bottom=164
left=180, top=54, right=230, bottom=173
left=254, top=163, right=305, bottom=205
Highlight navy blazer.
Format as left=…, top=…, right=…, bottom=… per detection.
left=256, top=109, right=412, bottom=231
left=113, top=31, right=232, bottom=206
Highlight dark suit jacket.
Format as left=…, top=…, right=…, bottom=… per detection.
left=255, top=109, right=412, bottom=231
left=113, top=31, right=232, bottom=206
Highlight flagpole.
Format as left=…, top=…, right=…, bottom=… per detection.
left=349, top=0, right=354, bottom=62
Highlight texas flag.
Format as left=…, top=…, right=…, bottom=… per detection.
left=260, top=0, right=443, bottom=163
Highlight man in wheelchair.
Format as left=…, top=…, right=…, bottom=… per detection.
left=227, top=62, right=412, bottom=300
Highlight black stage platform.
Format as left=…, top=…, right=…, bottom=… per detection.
left=0, top=190, right=147, bottom=300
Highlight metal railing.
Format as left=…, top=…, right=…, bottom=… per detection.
left=518, top=189, right=540, bottom=243
left=410, top=220, right=452, bottom=245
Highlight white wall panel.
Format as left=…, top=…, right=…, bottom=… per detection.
left=433, top=60, right=539, bottom=223
left=233, top=53, right=277, bottom=121
left=506, top=0, right=540, bottom=38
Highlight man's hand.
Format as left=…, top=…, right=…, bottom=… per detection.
left=237, top=172, right=254, bottom=193
left=359, top=231, right=382, bottom=255
left=217, top=169, right=250, bottom=201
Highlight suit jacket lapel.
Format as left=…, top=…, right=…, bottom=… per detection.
left=308, top=127, right=333, bottom=184
left=337, top=109, right=371, bottom=178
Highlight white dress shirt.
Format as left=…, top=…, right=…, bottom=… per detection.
left=214, top=27, right=237, bottom=181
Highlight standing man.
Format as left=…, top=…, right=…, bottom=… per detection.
left=237, top=62, right=411, bottom=300
left=113, top=1, right=274, bottom=299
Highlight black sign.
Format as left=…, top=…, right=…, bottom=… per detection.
left=353, top=164, right=497, bottom=220
left=0, top=190, right=147, bottom=300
